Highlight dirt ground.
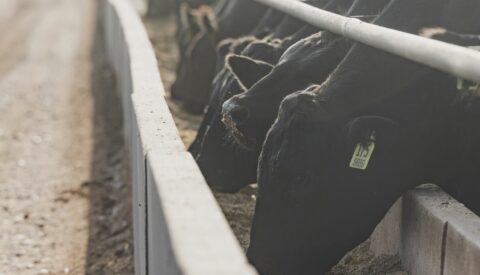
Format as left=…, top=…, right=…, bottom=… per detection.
left=144, top=13, right=406, bottom=275
left=0, top=1, right=133, bottom=274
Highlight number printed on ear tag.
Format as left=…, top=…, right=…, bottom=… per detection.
left=349, top=133, right=376, bottom=170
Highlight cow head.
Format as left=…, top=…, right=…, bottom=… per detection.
left=222, top=31, right=347, bottom=150
left=193, top=54, right=274, bottom=192
left=177, top=3, right=218, bottom=55
left=247, top=109, right=419, bottom=275
left=190, top=38, right=285, bottom=157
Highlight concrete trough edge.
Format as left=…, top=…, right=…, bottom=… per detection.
left=101, top=0, right=480, bottom=275
left=371, top=184, right=480, bottom=275
left=101, top=0, right=257, bottom=274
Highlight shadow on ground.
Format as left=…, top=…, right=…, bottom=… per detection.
left=85, top=4, right=134, bottom=274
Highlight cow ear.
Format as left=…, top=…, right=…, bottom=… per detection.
left=180, top=4, right=200, bottom=34
left=199, top=7, right=218, bottom=32
left=226, top=54, right=274, bottom=90
left=345, top=116, right=399, bottom=148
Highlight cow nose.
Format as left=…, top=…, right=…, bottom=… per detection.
left=223, top=99, right=250, bottom=125
left=229, top=105, right=250, bottom=125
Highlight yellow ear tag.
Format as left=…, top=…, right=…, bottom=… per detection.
left=349, top=132, right=376, bottom=170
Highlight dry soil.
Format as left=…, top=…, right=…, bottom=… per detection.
left=0, top=1, right=133, bottom=274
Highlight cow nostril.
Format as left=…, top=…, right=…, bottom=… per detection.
left=229, top=105, right=250, bottom=124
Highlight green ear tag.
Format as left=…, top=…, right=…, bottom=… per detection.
left=349, top=132, right=376, bottom=170
left=457, top=78, right=480, bottom=91
left=457, top=46, right=480, bottom=91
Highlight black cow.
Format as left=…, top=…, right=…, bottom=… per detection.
left=247, top=0, right=480, bottom=273
left=188, top=37, right=284, bottom=159
left=176, top=3, right=220, bottom=57
left=249, top=74, right=456, bottom=275
left=222, top=0, right=391, bottom=150
left=193, top=43, right=281, bottom=192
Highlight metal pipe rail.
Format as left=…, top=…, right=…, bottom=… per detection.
left=254, top=0, right=480, bottom=83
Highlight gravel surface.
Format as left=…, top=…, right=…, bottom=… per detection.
left=144, top=13, right=407, bottom=275
left=0, top=1, right=133, bottom=274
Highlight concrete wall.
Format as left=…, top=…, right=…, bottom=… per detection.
left=370, top=184, right=480, bottom=275
left=130, top=0, right=147, bottom=15
left=101, top=0, right=480, bottom=274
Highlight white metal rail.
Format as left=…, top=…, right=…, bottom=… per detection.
left=254, top=0, right=480, bottom=82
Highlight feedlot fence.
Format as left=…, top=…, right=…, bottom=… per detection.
left=101, top=0, right=480, bottom=274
